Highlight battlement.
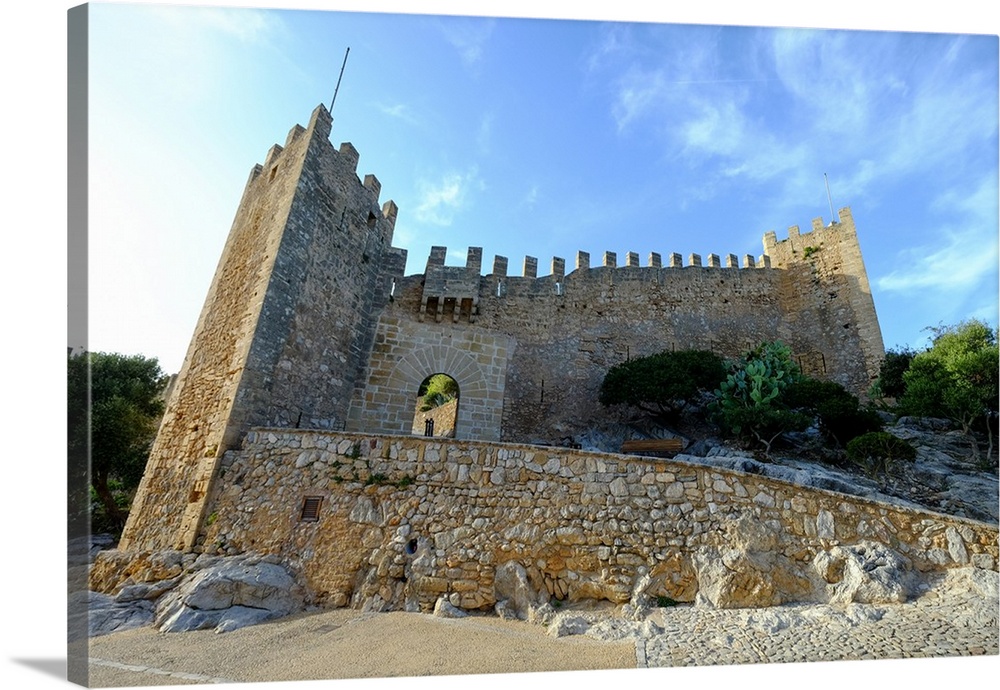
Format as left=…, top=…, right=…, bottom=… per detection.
left=245, top=104, right=391, bottom=216
left=418, top=244, right=774, bottom=281
left=762, top=206, right=855, bottom=256
left=413, top=242, right=780, bottom=323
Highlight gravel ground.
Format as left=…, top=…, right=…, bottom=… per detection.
left=86, top=578, right=998, bottom=688
left=87, top=608, right=634, bottom=686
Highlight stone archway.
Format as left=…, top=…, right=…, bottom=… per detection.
left=349, top=318, right=510, bottom=441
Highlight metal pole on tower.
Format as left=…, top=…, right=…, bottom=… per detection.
left=824, top=172, right=836, bottom=224
left=330, top=47, right=350, bottom=113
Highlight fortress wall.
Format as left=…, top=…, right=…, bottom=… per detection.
left=378, top=264, right=788, bottom=444
left=479, top=265, right=787, bottom=442
left=363, top=207, right=883, bottom=445
left=192, top=430, right=998, bottom=611
left=234, top=109, right=402, bottom=436
left=119, top=100, right=888, bottom=559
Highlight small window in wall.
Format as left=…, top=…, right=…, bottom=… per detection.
left=411, top=373, right=459, bottom=438
left=300, top=496, right=323, bottom=522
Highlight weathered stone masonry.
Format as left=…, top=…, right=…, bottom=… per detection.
left=106, top=104, right=996, bottom=609
left=187, top=430, right=998, bottom=611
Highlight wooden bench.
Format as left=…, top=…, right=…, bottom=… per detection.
left=621, top=438, right=684, bottom=456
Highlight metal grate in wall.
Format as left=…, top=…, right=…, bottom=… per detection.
left=300, top=496, right=323, bottom=522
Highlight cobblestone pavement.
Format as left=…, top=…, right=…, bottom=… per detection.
left=627, top=587, right=998, bottom=667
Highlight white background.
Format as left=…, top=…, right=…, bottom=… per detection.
left=2, top=2, right=997, bottom=689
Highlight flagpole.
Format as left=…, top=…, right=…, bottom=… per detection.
left=330, top=47, right=350, bottom=113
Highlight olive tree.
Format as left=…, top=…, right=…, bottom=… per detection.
left=899, top=320, right=998, bottom=467
left=68, top=351, right=168, bottom=534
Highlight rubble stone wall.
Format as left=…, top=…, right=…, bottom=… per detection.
left=191, top=430, right=998, bottom=611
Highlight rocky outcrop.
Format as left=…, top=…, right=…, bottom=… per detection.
left=86, top=551, right=309, bottom=636
left=811, top=541, right=915, bottom=604
left=74, top=590, right=156, bottom=638
left=692, top=514, right=812, bottom=609
left=154, top=555, right=308, bottom=633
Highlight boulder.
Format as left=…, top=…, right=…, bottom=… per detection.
left=936, top=566, right=1000, bottom=600
left=114, top=576, right=182, bottom=603
left=493, top=561, right=547, bottom=620
left=76, top=590, right=155, bottom=638
left=693, top=513, right=811, bottom=609
left=432, top=597, right=467, bottom=618
left=811, top=541, right=914, bottom=604
left=154, top=555, right=307, bottom=633
left=547, top=613, right=592, bottom=637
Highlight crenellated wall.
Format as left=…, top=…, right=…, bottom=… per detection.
left=347, top=205, right=882, bottom=444
left=135, top=430, right=998, bottom=613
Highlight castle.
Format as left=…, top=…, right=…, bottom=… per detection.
left=94, top=105, right=999, bottom=619
left=118, top=102, right=886, bottom=554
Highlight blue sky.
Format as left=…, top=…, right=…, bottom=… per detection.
left=84, top=1, right=999, bottom=375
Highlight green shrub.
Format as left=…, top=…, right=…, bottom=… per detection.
left=600, top=349, right=727, bottom=419
left=784, top=377, right=883, bottom=446
left=846, top=431, right=917, bottom=478
left=365, top=472, right=389, bottom=486
left=871, top=348, right=915, bottom=402
left=419, top=373, right=459, bottom=410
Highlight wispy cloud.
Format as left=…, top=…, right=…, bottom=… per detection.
left=878, top=228, right=998, bottom=293
left=437, top=17, right=496, bottom=69
left=190, top=7, right=277, bottom=42
left=376, top=102, right=418, bottom=125
left=877, top=175, right=999, bottom=295
left=149, top=5, right=282, bottom=44
left=771, top=30, right=876, bottom=135
left=611, top=67, right=666, bottom=131
left=414, top=168, right=481, bottom=226
left=94, top=4, right=288, bottom=107
left=522, top=184, right=540, bottom=208
left=597, top=23, right=997, bottom=228
left=880, top=69, right=998, bottom=177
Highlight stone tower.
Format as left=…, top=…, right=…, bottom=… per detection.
left=119, top=104, right=406, bottom=552
left=763, top=207, right=885, bottom=395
